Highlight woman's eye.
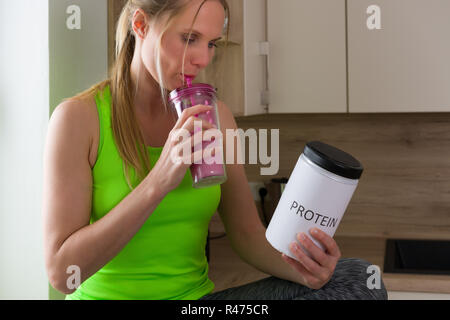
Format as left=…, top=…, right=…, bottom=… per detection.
left=182, top=35, right=217, bottom=49
left=183, top=36, right=195, bottom=44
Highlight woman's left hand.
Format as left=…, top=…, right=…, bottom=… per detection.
left=282, top=228, right=341, bottom=290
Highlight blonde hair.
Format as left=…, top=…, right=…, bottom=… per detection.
left=65, top=0, right=230, bottom=190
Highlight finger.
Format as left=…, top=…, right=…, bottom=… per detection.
left=175, top=135, right=205, bottom=165
left=190, top=147, right=205, bottom=165
left=296, top=232, right=330, bottom=268
left=289, top=242, right=326, bottom=278
left=191, top=138, right=221, bottom=163
left=170, top=137, right=192, bottom=165
left=176, top=104, right=213, bottom=126
left=168, top=127, right=191, bottom=148
left=191, top=136, right=218, bottom=154
left=181, top=116, right=216, bottom=135
left=170, top=130, right=215, bottom=159
left=192, top=127, right=221, bottom=144
left=173, top=105, right=214, bottom=130
left=281, top=254, right=320, bottom=289
left=191, top=130, right=203, bottom=146
left=310, top=228, right=341, bottom=259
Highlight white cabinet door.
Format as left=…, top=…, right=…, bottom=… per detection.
left=267, top=0, right=347, bottom=113
left=348, top=0, right=450, bottom=112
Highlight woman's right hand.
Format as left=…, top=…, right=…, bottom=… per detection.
left=147, top=104, right=217, bottom=196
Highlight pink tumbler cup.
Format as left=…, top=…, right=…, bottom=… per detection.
left=169, top=76, right=227, bottom=189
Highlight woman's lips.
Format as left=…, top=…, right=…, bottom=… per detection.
left=180, top=73, right=196, bottom=78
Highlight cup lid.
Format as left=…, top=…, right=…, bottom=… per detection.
left=169, top=83, right=216, bottom=102
left=303, top=141, right=363, bottom=179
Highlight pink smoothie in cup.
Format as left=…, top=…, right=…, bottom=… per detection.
left=169, top=76, right=227, bottom=188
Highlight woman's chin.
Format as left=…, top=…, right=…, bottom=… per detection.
left=161, top=76, right=185, bottom=92
left=173, top=77, right=185, bottom=90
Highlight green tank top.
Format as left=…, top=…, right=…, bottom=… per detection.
left=65, top=85, right=220, bottom=300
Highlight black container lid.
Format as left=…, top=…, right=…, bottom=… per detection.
left=303, top=141, right=363, bottom=180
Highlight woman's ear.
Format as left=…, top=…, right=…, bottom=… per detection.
left=132, top=9, right=149, bottom=39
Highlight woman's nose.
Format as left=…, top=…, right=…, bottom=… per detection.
left=191, top=46, right=212, bottom=69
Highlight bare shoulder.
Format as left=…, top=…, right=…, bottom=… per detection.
left=50, top=96, right=99, bottom=167
left=50, top=96, right=98, bottom=138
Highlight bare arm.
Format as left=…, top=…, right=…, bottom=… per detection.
left=216, top=101, right=341, bottom=289
left=42, top=100, right=165, bottom=295
left=215, top=101, right=304, bottom=284
left=42, top=100, right=216, bottom=295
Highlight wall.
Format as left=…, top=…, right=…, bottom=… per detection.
left=0, top=0, right=109, bottom=300
left=48, top=0, right=109, bottom=300
left=236, top=112, right=450, bottom=241
left=0, top=0, right=49, bottom=299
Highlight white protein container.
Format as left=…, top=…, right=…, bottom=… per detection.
left=265, top=141, right=363, bottom=261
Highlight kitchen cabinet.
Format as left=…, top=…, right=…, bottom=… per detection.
left=201, top=0, right=267, bottom=116
left=109, top=0, right=450, bottom=115
left=205, top=0, right=347, bottom=115
left=267, top=0, right=347, bottom=113
left=348, top=0, right=450, bottom=112
left=208, top=0, right=450, bottom=115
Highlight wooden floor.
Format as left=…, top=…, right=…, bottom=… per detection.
left=207, top=212, right=450, bottom=295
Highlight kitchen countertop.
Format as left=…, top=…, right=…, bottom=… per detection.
left=208, top=212, right=450, bottom=294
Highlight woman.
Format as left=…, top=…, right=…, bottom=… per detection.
left=42, top=0, right=387, bottom=300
